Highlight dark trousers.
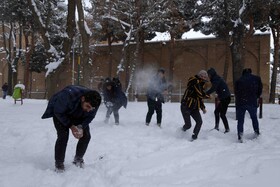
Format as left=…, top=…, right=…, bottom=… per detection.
left=146, top=98, right=162, bottom=124
left=236, top=105, right=259, bottom=136
left=53, top=116, right=91, bottom=164
left=181, top=104, right=202, bottom=137
left=215, top=96, right=231, bottom=130
left=2, top=91, right=7, bottom=99
left=106, top=103, right=122, bottom=123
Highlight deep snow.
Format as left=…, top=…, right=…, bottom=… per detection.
left=0, top=97, right=279, bottom=187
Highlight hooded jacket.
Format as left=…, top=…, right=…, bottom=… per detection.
left=206, top=68, right=231, bottom=100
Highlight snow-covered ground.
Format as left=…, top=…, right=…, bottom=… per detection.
left=0, top=97, right=279, bottom=187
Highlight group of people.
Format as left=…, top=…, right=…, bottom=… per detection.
left=40, top=67, right=263, bottom=172
left=142, top=67, right=262, bottom=142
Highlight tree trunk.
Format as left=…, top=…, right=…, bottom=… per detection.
left=222, top=37, right=231, bottom=81
left=76, top=0, right=91, bottom=87
left=169, top=35, right=175, bottom=83
left=230, top=24, right=245, bottom=88
left=270, top=27, right=280, bottom=103
left=108, top=33, right=113, bottom=77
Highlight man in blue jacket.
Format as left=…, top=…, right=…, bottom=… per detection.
left=42, top=85, right=101, bottom=172
left=234, top=68, right=263, bottom=143
left=206, top=68, right=231, bottom=133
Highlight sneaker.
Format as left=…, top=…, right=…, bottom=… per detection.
left=145, top=123, right=149, bottom=126
left=73, top=157, right=84, bottom=168
left=238, top=133, right=243, bottom=143
left=182, top=124, right=191, bottom=131
left=104, top=118, right=109, bottom=124
left=191, top=134, right=197, bottom=140
left=55, top=162, right=65, bottom=173
left=224, top=129, right=230, bottom=134
left=254, top=130, right=260, bottom=136
left=157, top=123, right=161, bottom=128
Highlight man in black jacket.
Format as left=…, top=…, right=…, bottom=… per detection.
left=181, top=70, right=210, bottom=140
left=206, top=68, right=231, bottom=133
left=145, top=68, right=167, bottom=127
left=235, top=68, right=263, bottom=142
left=2, top=82, right=8, bottom=99
left=103, top=77, right=127, bottom=125
left=42, top=85, right=101, bottom=172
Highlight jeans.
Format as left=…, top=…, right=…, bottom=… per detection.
left=146, top=98, right=162, bottom=124
left=181, top=104, right=202, bottom=137
left=106, top=102, right=122, bottom=123
left=2, top=91, right=7, bottom=99
left=236, top=105, right=259, bottom=136
left=53, top=116, right=91, bottom=164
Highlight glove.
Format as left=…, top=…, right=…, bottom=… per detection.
left=202, top=108, right=207, bottom=114
left=70, top=125, right=83, bottom=139
left=106, top=102, right=113, bottom=107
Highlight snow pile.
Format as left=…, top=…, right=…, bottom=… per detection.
left=0, top=97, right=279, bottom=187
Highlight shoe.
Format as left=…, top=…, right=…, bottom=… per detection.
left=182, top=124, right=191, bottom=131
left=145, top=123, right=149, bottom=126
left=115, top=122, right=119, bottom=125
left=73, top=157, right=84, bottom=168
left=55, top=162, right=65, bottom=173
left=214, top=127, right=219, bottom=131
left=191, top=134, right=197, bottom=140
left=224, top=129, right=230, bottom=134
left=104, top=118, right=109, bottom=124
left=157, top=123, right=161, bottom=127
left=254, top=130, right=260, bottom=136
left=238, top=133, right=243, bottom=143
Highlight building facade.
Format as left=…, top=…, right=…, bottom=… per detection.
left=0, top=33, right=270, bottom=102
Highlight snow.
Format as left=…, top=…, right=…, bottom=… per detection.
left=0, top=97, right=279, bottom=187
left=14, top=83, right=25, bottom=90
left=150, top=30, right=215, bottom=42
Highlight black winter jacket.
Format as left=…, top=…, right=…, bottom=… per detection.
left=146, top=75, right=167, bottom=103
left=234, top=72, right=263, bottom=107
left=206, top=68, right=231, bottom=100
left=41, top=85, right=99, bottom=128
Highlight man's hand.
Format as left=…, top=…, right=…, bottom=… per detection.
left=70, top=125, right=83, bottom=139
left=202, top=108, right=207, bottom=114
left=105, top=102, right=113, bottom=107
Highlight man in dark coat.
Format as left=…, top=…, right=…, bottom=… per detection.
left=181, top=70, right=210, bottom=140
left=145, top=68, right=167, bottom=127
left=42, top=85, right=101, bottom=172
left=103, top=78, right=127, bottom=125
left=234, top=68, right=263, bottom=142
left=2, top=82, right=8, bottom=99
left=206, top=68, right=231, bottom=133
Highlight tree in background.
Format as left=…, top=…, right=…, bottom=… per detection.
left=268, top=0, right=280, bottom=103
left=0, top=0, right=32, bottom=94
left=196, top=0, right=269, bottom=85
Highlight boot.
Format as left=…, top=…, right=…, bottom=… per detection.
left=73, top=156, right=84, bottom=168
left=55, top=162, right=65, bottom=173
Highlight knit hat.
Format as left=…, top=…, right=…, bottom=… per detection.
left=198, top=70, right=208, bottom=79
